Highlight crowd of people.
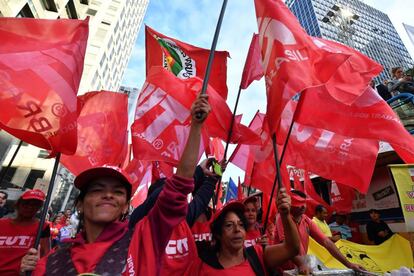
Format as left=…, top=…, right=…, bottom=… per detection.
left=0, top=90, right=401, bottom=275
left=373, top=66, right=414, bottom=100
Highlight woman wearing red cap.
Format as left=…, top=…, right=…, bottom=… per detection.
left=20, top=93, right=210, bottom=275
left=184, top=187, right=300, bottom=275
left=0, top=189, right=50, bottom=276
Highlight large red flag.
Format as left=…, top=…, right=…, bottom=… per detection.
left=278, top=99, right=379, bottom=194
left=131, top=67, right=260, bottom=165
left=254, top=0, right=382, bottom=132
left=61, top=91, right=128, bottom=176
left=0, top=18, right=89, bottom=154
left=295, top=85, right=414, bottom=163
left=240, top=34, right=264, bottom=89
left=303, top=171, right=333, bottom=217
left=145, top=26, right=229, bottom=99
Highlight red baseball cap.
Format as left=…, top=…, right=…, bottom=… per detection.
left=74, top=165, right=132, bottom=191
left=211, top=200, right=245, bottom=225
left=20, top=189, right=45, bottom=201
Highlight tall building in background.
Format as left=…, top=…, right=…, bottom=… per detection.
left=285, top=0, right=414, bottom=81
left=120, top=85, right=140, bottom=127
left=0, top=1, right=148, bottom=209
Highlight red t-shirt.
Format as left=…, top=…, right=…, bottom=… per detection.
left=274, top=214, right=327, bottom=269
left=34, top=175, right=194, bottom=276
left=185, top=245, right=265, bottom=276
left=244, top=228, right=261, bottom=247
left=191, top=220, right=212, bottom=242
left=0, top=218, right=49, bottom=276
left=161, top=220, right=198, bottom=274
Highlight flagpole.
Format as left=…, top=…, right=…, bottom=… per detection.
left=262, top=97, right=300, bottom=233
left=0, top=140, right=23, bottom=186
left=27, top=153, right=61, bottom=276
left=196, top=0, right=228, bottom=120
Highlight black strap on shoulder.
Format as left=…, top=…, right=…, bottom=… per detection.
left=245, top=246, right=266, bottom=276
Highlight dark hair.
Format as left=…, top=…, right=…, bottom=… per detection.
left=210, top=208, right=248, bottom=252
left=291, top=190, right=307, bottom=198
left=369, top=209, right=379, bottom=214
left=0, top=191, right=8, bottom=199
left=315, top=205, right=326, bottom=214
left=391, top=67, right=403, bottom=78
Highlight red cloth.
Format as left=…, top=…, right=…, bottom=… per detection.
left=274, top=214, right=327, bottom=269
left=0, top=17, right=88, bottom=155
left=132, top=67, right=260, bottom=166
left=254, top=0, right=382, bottom=132
left=145, top=26, right=229, bottom=99
left=296, top=85, right=414, bottom=166
left=161, top=221, right=198, bottom=275
left=330, top=181, right=355, bottom=213
left=184, top=245, right=265, bottom=276
left=240, top=34, right=264, bottom=89
left=61, top=91, right=129, bottom=176
left=34, top=175, right=194, bottom=275
left=0, top=219, right=47, bottom=276
left=244, top=228, right=262, bottom=247
left=191, top=221, right=212, bottom=242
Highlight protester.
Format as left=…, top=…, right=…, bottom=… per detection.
left=329, top=213, right=352, bottom=240
left=274, top=190, right=365, bottom=274
left=184, top=187, right=300, bottom=275
left=0, top=189, right=50, bottom=276
left=370, top=79, right=392, bottom=101
left=58, top=217, right=76, bottom=242
left=127, top=157, right=220, bottom=275
left=49, top=212, right=66, bottom=247
left=312, top=205, right=340, bottom=242
left=19, top=93, right=210, bottom=275
left=0, top=190, right=11, bottom=218
left=366, top=209, right=394, bottom=245
left=387, top=67, right=414, bottom=95
left=243, top=196, right=267, bottom=247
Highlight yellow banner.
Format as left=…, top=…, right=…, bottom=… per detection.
left=308, top=234, right=414, bottom=273
left=389, top=164, right=414, bottom=231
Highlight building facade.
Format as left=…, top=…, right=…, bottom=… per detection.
left=0, top=0, right=148, bottom=207
left=119, top=85, right=140, bottom=127
left=285, top=0, right=414, bottom=81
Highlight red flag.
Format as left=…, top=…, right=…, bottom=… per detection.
left=237, top=176, right=244, bottom=200
left=278, top=98, right=378, bottom=194
left=131, top=67, right=260, bottom=165
left=127, top=160, right=153, bottom=207
left=295, top=85, right=414, bottom=163
left=240, top=34, right=264, bottom=89
left=0, top=18, right=89, bottom=154
left=208, top=138, right=225, bottom=161
left=61, top=91, right=128, bottom=176
left=291, top=169, right=303, bottom=192
left=330, top=181, right=355, bottom=214
left=261, top=192, right=277, bottom=225
left=145, top=26, right=229, bottom=99
left=216, top=182, right=223, bottom=209
left=303, top=172, right=333, bottom=217
left=254, top=0, right=382, bottom=132
left=151, top=161, right=174, bottom=181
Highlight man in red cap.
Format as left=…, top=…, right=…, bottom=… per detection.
left=274, top=190, right=364, bottom=274
left=0, top=189, right=50, bottom=276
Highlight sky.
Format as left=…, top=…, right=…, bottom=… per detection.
left=122, top=0, right=414, bottom=182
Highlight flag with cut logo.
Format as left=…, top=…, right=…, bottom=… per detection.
left=61, top=91, right=128, bottom=176
left=146, top=26, right=229, bottom=99
left=127, top=159, right=152, bottom=207
left=254, top=0, right=382, bottom=132
left=131, top=67, right=260, bottom=165
left=0, top=17, right=89, bottom=154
